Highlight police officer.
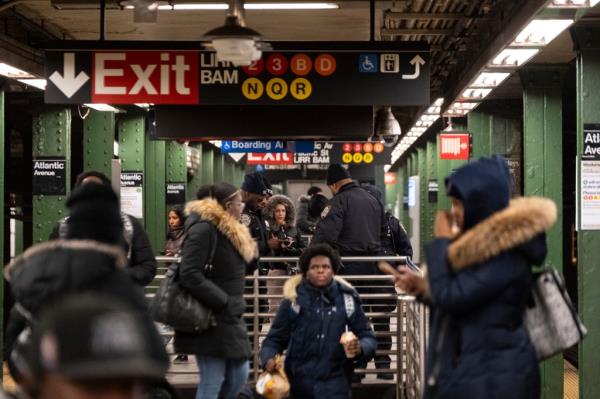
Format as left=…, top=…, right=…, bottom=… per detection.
left=240, top=172, right=274, bottom=274
left=313, top=165, right=395, bottom=380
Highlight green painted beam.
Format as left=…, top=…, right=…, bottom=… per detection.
left=187, top=143, right=203, bottom=201
left=144, top=134, right=166, bottom=255
left=214, top=152, right=225, bottom=182
left=424, top=140, right=437, bottom=245
left=417, top=147, right=427, bottom=260
left=83, top=110, right=114, bottom=176
left=0, top=90, right=4, bottom=363
left=166, top=141, right=187, bottom=208
left=399, top=162, right=408, bottom=227
left=32, top=107, right=71, bottom=244
left=224, top=158, right=235, bottom=186
left=468, top=111, right=492, bottom=158
left=202, top=146, right=215, bottom=184
left=572, top=24, right=600, bottom=399
left=520, top=65, right=566, bottom=399
left=118, top=114, right=145, bottom=228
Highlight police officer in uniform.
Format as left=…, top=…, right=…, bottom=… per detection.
left=313, top=164, right=395, bottom=380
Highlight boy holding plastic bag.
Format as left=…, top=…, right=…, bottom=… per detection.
left=260, top=244, right=376, bottom=399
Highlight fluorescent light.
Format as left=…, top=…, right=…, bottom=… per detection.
left=491, top=48, right=539, bottom=67
left=18, top=78, right=47, bottom=90
left=462, top=88, right=492, bottom=100
left=512, top=19, right=574, bottom=47
left=384, top=164, right=391, bottom=173
left=592, top=0, right=600, bottom=5
left=114, top=141, right=119, bottom=157
left=135, top=103, right=153, bottom=108
left=471, top=72, right=510, bottom=88
left=426, top=106, right=441, bottom=114
left=245, top=3, right=339, bottom=9
left=84, top=103, right=121, bottom=112
left=548, top=0, right=588, bottom=8
left=411, top=127, right=427, bottom=133
left=0, top=63, right=34, bottom=79
left=210, top=140, right=222, bottom=148
left=433, top=97, right=444, bottom=106
left=169, top=3, right=229, bottom=9
left=451, top=102, right=478, bottom=110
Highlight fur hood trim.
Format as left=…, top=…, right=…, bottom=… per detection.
left=283, top=274, right=354, bottom=301
left=264, top=194, right=296, bottom=228
left=448, top=196, right=556, bottom=271
left=5, top=240, right=127, bottom=282
left=186, top=199, right=258, bottom=263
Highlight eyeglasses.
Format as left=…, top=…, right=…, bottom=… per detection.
left=228, top=201, right=246, bottom=209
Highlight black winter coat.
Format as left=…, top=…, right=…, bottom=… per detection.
left=261, top=276, right=376, bottom=399
left=174, top=199, right=258, bottom=359
left=240, top=206, right=270, bottom=275
left=49, top=213, right=157, bottom=286
left=313, top=182, right=384, bottom=275
left=423, top=157, right=556, bottom=399
left=4, top=240, right=148, bottom=359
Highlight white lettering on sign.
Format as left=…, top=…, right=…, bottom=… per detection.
left=441, top=137, right=461, bottom=155
left=200, top=70, right=239, bottom=85
left=34, top=161, right=65, bottom=170
left=584, top=132, right=600, bottom=144
left=95, top=53, right=127, bottom=95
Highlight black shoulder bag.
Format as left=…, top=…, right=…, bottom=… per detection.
left=150, top=226, right=218, bottom=334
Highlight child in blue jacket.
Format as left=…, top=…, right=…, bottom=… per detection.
left=260, top=244, right=377, bottom=399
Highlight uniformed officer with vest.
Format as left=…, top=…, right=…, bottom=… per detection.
left=240, top=172, right=273, bottom=275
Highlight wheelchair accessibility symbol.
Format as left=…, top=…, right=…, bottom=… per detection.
left=359, top=54, right=378, bottom=73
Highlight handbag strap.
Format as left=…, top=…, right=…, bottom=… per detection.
left=203, top=224, right=218, bottom=276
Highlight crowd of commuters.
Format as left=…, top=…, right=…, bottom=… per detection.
left=2, top=155, right=554, bottom=399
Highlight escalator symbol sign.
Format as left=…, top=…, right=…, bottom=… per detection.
left=358, top=54, right=378, bottom=73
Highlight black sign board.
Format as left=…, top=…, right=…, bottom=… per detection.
left=32, top=158, right=67, bottom=195
left=583, top=124, right=600, bottom=160
left=166, top=182, right=186, bottom=205
left=44, top=41, right=429, bottom=106
left=152, top=105, right=373, bottom=140
left=428, top=180, right=438, bottom=203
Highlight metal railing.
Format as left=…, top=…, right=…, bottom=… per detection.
left=151, top=255, right=428, bottom=398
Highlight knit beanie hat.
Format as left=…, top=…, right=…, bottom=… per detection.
left=242, top=172, right=273, bottom=196
left=66, top=183, right=122, bottom=244
left=326, top=164, right=351, bottom=185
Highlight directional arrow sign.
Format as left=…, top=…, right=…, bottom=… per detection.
left=49, top=53, right=89, bottom=98
left=402, top=55, right=426, bottom=80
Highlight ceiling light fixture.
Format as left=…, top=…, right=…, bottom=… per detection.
left=0, top=63, right=34, bottom=79
left=17, top=79, right=47, bottom=90
left=490, top=48, right=539, bottom=67
left=245, top=2, right=339, bottom=9
left=461, top=88, right=492, bottom=100
left=512, top=19, right=574, bottom=47
left=471, top=72, right=511, bottom=88
left=202, top=0, right=270, bottom=66
left=84, top=103, right=123, bottom=112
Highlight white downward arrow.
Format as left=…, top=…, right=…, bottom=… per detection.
left=49, top=53, right=89, bottom=98
left=402, top=55, right=426, bottom=80
left=228, top=153, right=246, bottom=162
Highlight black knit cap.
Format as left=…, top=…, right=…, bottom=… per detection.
left=326, top=164, right=351, bottom=185
left=31, top=294, right=169, bottom=380
left=66, top=183, right=122, bottom=244
left=241, top=172, right=273, bottom=196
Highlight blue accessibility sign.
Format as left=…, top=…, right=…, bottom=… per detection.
left=358, top=54, right=378, bottom=73
left=221, top=140, right=287, bottom=153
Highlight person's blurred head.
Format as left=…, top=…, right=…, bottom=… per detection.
left=167, top=205, right=185, bottom=230
left=264, top=195, right=295, bottom=228
left=31, top=294, right=168, bottom=399
left=241, top=173, right=272, bottom=211
left=66, top=183, right=122, bottom=245
left=307, top=186, right=322, bottom=196
left=274, top=204, right=286, bottom=226
left=308, top=194, right=328, bottom=219
left=445, top=155, right=511, bottom=231
left=75, top=171, right=112, bottom=188
left=197, top=183, right=245, bottom=219
left=326, top=164, right=352, bottom=195
left=299, top=244, right=341, bottom=288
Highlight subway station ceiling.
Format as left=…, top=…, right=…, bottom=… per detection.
left=0, top=0, right=598, bottom=133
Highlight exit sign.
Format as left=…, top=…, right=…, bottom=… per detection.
left=439, top=133, right=470, bottom=160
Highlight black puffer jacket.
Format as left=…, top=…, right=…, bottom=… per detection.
left=174, top=199, right=258, bottom=359
left=4, top=240, right=147, bottom=359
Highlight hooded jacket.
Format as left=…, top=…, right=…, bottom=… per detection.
left=423, top=156, right=555, bottom=399
left=174, top=199, right=257, bottom=359
left=4, top=240, right=147, bottom=359
left=260, top=275, right=376, bottom=399
left=264, top=195, right=306, bottom=262
left=296, top=195, right=318, bottom=234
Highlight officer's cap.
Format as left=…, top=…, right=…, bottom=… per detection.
left=242, top=172, right=273, bottom=196
left=326, top=164, right=351, bottom=185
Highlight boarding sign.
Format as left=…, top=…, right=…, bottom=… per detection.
left=583, top=124, right=600, bottom=160
left=44, top=42, right=429, bottom=106
left=221, top=140, right=287, bottom=153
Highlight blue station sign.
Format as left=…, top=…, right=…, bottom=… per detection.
left=221, top=140, right=287, bottom=153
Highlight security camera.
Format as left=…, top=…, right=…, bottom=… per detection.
left=376, top=107, right=401, bottom=147
left=379, top=134, right=400, bottom=147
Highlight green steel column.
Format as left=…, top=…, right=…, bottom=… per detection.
left=187, top=143, right=203, bottom=201
left=0, top=90, right=4, bottom=363
left=166, top=140, right=187, bottom=208
left=118, top=114, right=145, bottom=229
left=32, top=107, right=71, bottom=243
left=235, top=165, right=245, bottom=187
left=468, top=111, right=492, bottom=158
left=144, top=134, right=166, bottom=254
left=224, top=158, right=235, bottom=186
left=399, top=162, right=408, bottom=226
left=202, top=146, right=215, bottom=184
left=214, top=152, right=225, bottom=182
left=520, top=65, right=566, bottom=399
left=572, top=24, right=600, bottom=399
left=417, top=147, right=427, bottom=259
left=424, top=141, right=437, bottom=244
left=83, top=110, right=115, bottom=176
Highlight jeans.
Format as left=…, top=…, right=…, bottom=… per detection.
left=195, top=355, right=249, bottom=399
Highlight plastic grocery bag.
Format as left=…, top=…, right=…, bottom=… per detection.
left=255, top=355, right=290, bottom=399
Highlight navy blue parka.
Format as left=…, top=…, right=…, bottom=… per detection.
left=423, top=156, right=557, bottom=399
left=260, top=275, right=377, bottom=399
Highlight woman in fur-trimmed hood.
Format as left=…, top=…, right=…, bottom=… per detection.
left=174, top=182, right=257, bottom=399
left=396, top=155, right=555, bottom=399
